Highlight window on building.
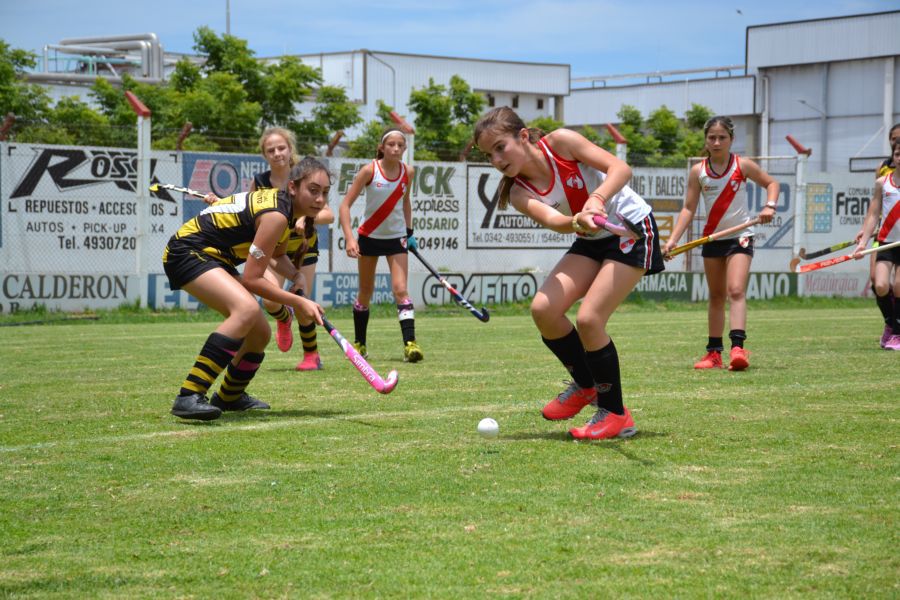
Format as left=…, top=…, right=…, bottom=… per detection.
left=536, top=98, right=544, bottom=110
left=512, top=95, right=519, bottom=109
left=487, top=93, right=495, bottom=107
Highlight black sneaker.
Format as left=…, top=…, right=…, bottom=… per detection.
left=210, top=392, right=271, bottom=411
left=171, top=393, right=222, bottom=421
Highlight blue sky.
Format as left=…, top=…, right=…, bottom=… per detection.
left=1, top=1, right=895, bottom=77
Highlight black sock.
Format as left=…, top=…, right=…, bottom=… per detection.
left=353, top=302, right=369, bottom=346
left=217, top=352, right=265, bottom=402
left=267, top=305, right=291, bottom=323
left=179, top=332, right=242, bottom=397
left=584, top=340, right=624, bottom=415
left=875, top=291, right=893, bottom=326
left=706, top=337, right=724, bottom=352
left=541, top=328, right=594, bottom=389
left=729, top=329, right=746, bottom=349
left=299, top=321, right=317, bottom=353
left=398, top=301, right=415, bottom=344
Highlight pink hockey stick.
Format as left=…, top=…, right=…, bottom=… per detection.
left=592, top=214, right=643, bottom=240
left=321, top=316, right=398, bottom=394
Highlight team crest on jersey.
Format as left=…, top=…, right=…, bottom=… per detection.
left=730, top=180, right=741, bottom=192
left=619, top=238, right=635, bottom=253
left=565, top=175, right=584, bottom=190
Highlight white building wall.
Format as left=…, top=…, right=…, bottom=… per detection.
left=565, top=76, right=755, bottom=127
left=293, top=50, right=568, bottom=137
left=747, top=11, right=900, bottom=72
left=762, top=56, right=898, bottom=172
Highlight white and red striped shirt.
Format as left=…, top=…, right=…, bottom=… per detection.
left=513, top=137, right=651, bottom=240
left=358, top=160, right=408, bottom=239
left=698, top=154, right=754, bottom=239
left=878, top=172, right=900, bottom=243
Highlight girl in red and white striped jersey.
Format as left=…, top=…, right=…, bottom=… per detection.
left=662, top=116, right=779, bottom=371
left=854, top=141, right=900, bottom=350
left=475, top=107, right=664, bottom=441
left=338, top=128, right=423, bottom=363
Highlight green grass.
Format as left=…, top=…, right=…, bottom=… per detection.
left=1, top=305, right=897, bottom=598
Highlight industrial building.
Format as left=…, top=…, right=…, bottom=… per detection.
left=22, top=10, right=900, bottom=173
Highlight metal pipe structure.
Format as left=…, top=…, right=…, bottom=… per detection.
left=59, top=34, right=162, bottom=79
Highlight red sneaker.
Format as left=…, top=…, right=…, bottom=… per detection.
left=729, top=347, right=750, bottom=371
left=275, top=307, right=294, bottom=353
left=542, top=381, right=597, bottom=421
left=693, top=350, right=723, bottom=369
left=296, top=351, right=323, bottom=371
left=569, top=407, right=636, bottom=440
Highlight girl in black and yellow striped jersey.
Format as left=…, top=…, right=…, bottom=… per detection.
left=163, top=158, right=329, bottom=420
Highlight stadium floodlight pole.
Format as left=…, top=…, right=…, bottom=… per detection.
left=786, top=134, right=812, bottom=296
left=321, top=316, right=399, bottom=393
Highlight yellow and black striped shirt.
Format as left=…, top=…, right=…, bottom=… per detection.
left=165, top=188, right=293, bottom=267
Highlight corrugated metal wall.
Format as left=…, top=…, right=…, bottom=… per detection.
left=747, top=12, right=900, bottom=71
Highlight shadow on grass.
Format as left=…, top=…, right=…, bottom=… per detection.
left=218, top=408, right=350, bottom=421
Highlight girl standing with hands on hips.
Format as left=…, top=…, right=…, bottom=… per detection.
left=662, top=116, right=779, bottom=371
left=164, top=158, right=329, bottom=420
left=474, top=107, right=663, bottom=441
left=339, top=128, right=423, bottom=362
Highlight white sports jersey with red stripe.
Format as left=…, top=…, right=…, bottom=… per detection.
left=698, top=154, right=754, bottom=239
left=513, top=138, right=651, bottom=240
left=878, top=172, right=900, bottom=243
left=358, top=160, right=408, bottom=239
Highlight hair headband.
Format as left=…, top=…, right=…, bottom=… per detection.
left=381, top=131, right=406, bottom=144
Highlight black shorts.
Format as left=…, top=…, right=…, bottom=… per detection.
left=163, top=242, right=238, bottom=290
left=566, top=214, right=664, bottom=275
left=701, top=236, right=754, bottom=258
left=874, top=244, right=900, bottom=264
left=358, top=234, right=406, bottom=257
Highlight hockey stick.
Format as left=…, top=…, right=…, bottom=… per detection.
left=409, top=246, right=490, bottom=322
left=321, top=315, right=398, bottom=394
left=149, top=183, right=206, bottom=199
left=799, top=240, right=856, bottom=260
left=666, top=218, right=761, bottom=258
left=592, top=214, right=644, bottom=240
left=790, top=239, right=856, bottom=271
left=793, top=239, right=900, bottom=274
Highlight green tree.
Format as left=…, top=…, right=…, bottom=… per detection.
left=346, top=100, right=395, bottom=158
left=528, top=116, right=564, bottom=134
left=685, top=103, right=714, bottom=131
left=291, top=85, right=363, bottom=155
left=585, top=103, right=713, bottom=167
left=406, top=75, right=484, bottom=160
left=0, top=40, right=51, bottom=123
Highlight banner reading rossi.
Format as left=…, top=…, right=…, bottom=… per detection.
left=632, top=272, right=797, bottom=301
